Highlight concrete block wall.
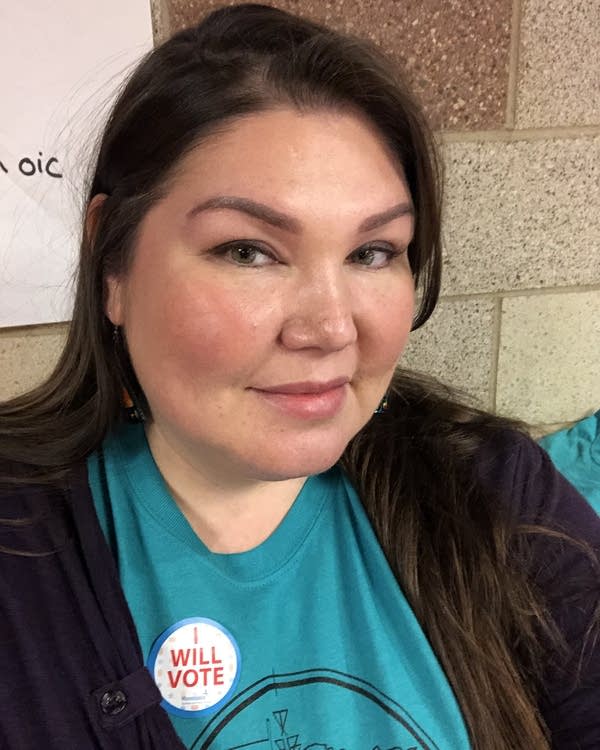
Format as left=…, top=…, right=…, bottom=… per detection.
left=1, top=0, right=599, bottom=435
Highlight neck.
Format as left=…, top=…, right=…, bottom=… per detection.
left=145, top=422, right=307, bottom=554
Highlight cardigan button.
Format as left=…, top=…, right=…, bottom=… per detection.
left=100, top=689, right=128, bottom=716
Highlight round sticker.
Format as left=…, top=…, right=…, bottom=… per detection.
left=147, top=617, right=241, bottom=717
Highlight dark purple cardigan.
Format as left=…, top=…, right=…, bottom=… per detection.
left=1, top=433, right=599, bottom=749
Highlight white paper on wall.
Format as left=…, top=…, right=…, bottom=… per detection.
left=0, top=1, right=153, bottom=327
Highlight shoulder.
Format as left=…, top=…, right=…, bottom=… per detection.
left=475, top=430, right=600, bottom=745
left=473, top=428, right=600, bottom=598
left=0, top=462, right=92, bottom=557
left=474, top=428, right=600, bottom=543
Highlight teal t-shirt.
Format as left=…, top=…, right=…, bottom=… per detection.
left=88, top=423, right=469, bottom=749
left=540, top=410, right=600, bottom=514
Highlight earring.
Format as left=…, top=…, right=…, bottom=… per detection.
left=374, top=393, right=389, bottom=414
left=113, top=325, right=147, bottom=423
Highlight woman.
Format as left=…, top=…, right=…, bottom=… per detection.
left=1, top=4, right=598, bottom=749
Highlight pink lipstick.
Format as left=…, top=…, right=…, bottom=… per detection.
left=252, top=378, right=349, bottom=419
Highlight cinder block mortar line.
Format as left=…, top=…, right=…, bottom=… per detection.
left=528, top=424, right=567, bottom=439
left=0, top=322, right=69, bottom=338
left=441, top=283, right=600, bottom=303
left=505, top=0, right=523, bottom=129
left=438, top=125, right=600, bottom=144
left=149, top=0, right=171, bottom=45
left=3, top=284, right=600, bottom=336
left=530, top=419, right=586, bottom=438
left=489, top=297, right=503, bottom=412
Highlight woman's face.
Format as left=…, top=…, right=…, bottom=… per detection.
left=106, top=107, right=415, bottom=483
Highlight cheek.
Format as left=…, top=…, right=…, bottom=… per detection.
left=364, top=280, right=415, bottom=369
left=125, top=273, right=269, bottom=386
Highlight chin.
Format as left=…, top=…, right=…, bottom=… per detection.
left=247, top=440, right=352, bottom=482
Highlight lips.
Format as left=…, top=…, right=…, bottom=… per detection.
left=255, top=376, right=350, bottom=395
left=251, top=377, right=349, bottom=419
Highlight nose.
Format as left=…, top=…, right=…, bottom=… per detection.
left=279, top=269, right=358, bottom=352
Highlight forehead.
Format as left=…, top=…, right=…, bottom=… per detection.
left=166, top=107, right=410, bottom=204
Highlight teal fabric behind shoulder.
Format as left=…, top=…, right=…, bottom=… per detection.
left=88, top=423, right=470, bottom=749
left=539, top=410, right=600, bottom=514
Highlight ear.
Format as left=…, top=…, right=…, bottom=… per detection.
left=85, top=193, right=108, bottom=244
left=87, top=193, right=126, bottom=326
left=105, top=274, right=125, bottom=327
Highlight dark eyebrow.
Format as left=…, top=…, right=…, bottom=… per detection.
left=357, top=202, right=414, bottom=232
left=187, top=195, right=414, bottom=234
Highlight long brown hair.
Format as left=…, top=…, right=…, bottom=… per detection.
left=0, top=4, right=595, bottom=747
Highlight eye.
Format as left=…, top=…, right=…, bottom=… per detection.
left=215, top=241, right=276, bottom=267
left=348, top=243, right=403, bottom=269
